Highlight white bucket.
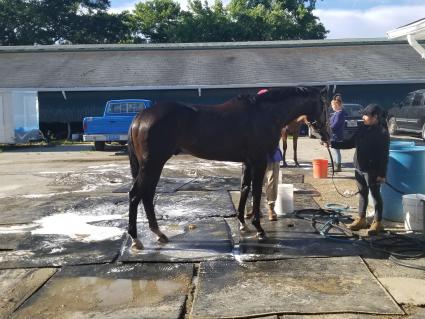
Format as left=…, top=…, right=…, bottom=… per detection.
left=275, top=183, right=294, bottom=216
left=403, top=194, right=425, bottom=233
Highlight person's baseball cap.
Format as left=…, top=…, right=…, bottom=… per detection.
left=360, top=103, right=383, bottom=116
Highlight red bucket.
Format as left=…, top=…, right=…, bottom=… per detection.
left=312, top=159, right=328, bottom=178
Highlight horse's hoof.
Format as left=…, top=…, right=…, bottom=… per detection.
left=256, top=232, right=266, bottom=241
left=157, top=234, right=169, bottom=243
left=239, top=222, right=249, bottom=232
left=131, top=238, right=144, bottom=250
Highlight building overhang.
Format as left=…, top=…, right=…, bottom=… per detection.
left=387, top=18, right=425, bottom=59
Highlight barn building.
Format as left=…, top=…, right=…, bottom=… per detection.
left=1, top=38, right=425, bottom=138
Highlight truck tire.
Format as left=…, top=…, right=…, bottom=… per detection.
left=388, top=117, right=398, bottom=136
left=94, top=141, right=105, bottom=151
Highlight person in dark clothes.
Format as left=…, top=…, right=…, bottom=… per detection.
left=329, top=94, right=346, bottom=172
left=326, top=104, right=390, bottom=235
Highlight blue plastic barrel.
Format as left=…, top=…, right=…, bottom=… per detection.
left=389, top=141, right=415, bottom=150
left=382, top=146, right=425, bottom=221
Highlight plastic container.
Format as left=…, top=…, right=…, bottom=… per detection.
left=312, top=159, right=328, bottom=178
left=275, top=183, right=294, bottom=216
left=403, top=194, right=425, bottom=233
left=381, top=146, right=425, bottom=222
left=389, top=141, right=415, bottom=150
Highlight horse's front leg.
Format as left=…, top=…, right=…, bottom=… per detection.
left=281, top=131, right=288, bottom=168
left=293, top=134, right=300, bottom=167
left=237, top=163, right=252, bottom=232
left=251, top=160, right=267, bottom=240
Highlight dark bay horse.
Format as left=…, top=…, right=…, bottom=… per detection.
left=128, top=87, right=329, bottom=249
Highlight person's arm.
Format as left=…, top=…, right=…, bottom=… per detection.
left=376, top=130, right=390, bottom=180
left=330, top=130, right=356, bottom=149
left=330, top=111, right=345, bottom=131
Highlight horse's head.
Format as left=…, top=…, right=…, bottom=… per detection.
left=307, top=87, right=330, bottom=142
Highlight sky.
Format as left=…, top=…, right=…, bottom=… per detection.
left=109, top=0, right=425, bottom=39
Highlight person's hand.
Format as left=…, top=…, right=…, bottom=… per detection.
left=376, top=176, right=386, bottom=184
left=321, top=141, right=330, bottom=148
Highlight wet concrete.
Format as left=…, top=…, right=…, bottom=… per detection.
left=12, top=263, right=193, bottom=319
left=120, top=218, right=233, bottom=262
left=0, top=268, right=57, bottom=318
left=191, top=257, right=403, bottom=318
left=1, top=140, right=424, bottom=318
left=363, top=257, right=425, bottom=306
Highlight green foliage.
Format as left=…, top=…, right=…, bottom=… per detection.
left=0, top=0, right=327, bottom=45
left=0, top=0, right=131, bottom=45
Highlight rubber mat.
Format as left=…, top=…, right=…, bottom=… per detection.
left=178, top=176, right=241, bottom=191
left=155, top=191, right=236, bottom=220
left=119, top=218, right=234, bottom=262
left=112, top=177, right=195, bottom=193
left=190, top=258, right=403, bottom=318
left=13, top=263, right=193, bottom=319
left=0, top=228, right=126, bottom=269
left=236, top=215, right=360, bottom=261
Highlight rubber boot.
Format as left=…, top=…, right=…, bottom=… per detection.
left=367, top=220, right=383, bottom=236
left=348, top=217, right=368, bottom=231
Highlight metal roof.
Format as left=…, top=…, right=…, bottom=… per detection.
left=1, top=38, right=425, bottom=91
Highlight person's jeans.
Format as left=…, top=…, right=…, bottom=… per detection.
left=331, top=147, right=341, bottom=166
left=355, top=170, right=383, bottom=221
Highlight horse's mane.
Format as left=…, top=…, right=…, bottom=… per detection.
left=253, top=87, right=318, bottom=104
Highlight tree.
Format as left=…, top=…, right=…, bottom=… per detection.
left=0, top=0, right=132, bottom=45
left=131, top=0, right=182, bottom=43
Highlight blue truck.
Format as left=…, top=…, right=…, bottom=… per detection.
left=83, top=99, right=153, bottom=151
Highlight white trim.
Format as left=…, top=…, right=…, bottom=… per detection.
left=387, top=19, right=425, bottom=40
left=407, top=35, right=425, bottom=59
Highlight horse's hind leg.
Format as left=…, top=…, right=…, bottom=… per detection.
left=237, top=163, right=252, bottom=231
left=139, top=160, right=169, bottom=243
left=251, top=160, right=267, bottom=240
left=129, top=182, right=144, bottom=249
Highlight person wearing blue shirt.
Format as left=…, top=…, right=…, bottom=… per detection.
left=329, top=94, right=346, bottom=172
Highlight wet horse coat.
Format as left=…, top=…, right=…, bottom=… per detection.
left=127, top=87, right=329, bottom=249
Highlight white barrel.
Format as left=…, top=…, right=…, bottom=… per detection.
left=275, top=183, right=294, bottom=216
left=403, top=194, right=425, bottom=233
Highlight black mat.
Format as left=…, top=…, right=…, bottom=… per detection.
left=119, top=218, right=234, bottom=262
left=236, top=216, right=361, bottom=260
left=13, top=263, right=193, bottom=319
left=0, top=230, right=126, bottom=269
left=190, top=258, right=403, bottom=318
left=113, top=177, right=195, bottom=194
left=155, top=191, right=236, bottom=220
left=178, top=176, right=241, bottom=191
left=281, top=173, right=304, bottom=184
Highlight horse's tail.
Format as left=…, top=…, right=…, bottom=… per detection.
left=127, top=122, right=139, bottom=180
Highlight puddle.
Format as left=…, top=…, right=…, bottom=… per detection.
left=15, top=276, right=189, bottom=317
left=14, top=264, right=193, bottom=318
